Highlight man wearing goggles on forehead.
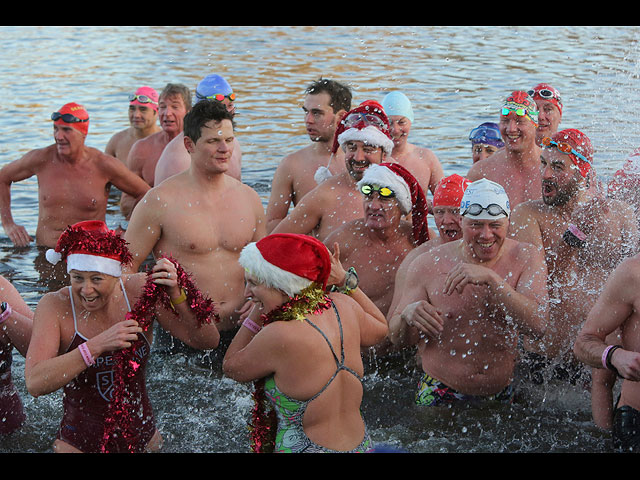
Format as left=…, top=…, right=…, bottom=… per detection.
left=381, top=91, right=444, bottom=196
left=154, top=74, right=243, bottom=189
left=467, top=90, right=542, bottom=208
left=105, top=86, right=161, bottom=166
left=0, top=102, right=150, bottom=248
left=389, top=178, right=548, bottom=407
left=272, top=100, right=393, bottom=242
left=510, top=128, right=638, bottom=385
left=267, top=78, right=352, bottom=233
left=120, top=82, right=191, bottom=219
left=324, top=163, right=431, bottom=330
left=528, top=83, right=563, bottom=147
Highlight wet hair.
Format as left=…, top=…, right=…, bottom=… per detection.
left=183, top=99, right=235, bottom=144
left=305, top=78, right=352, bottom=114
left=160, top=83, right=192, bottom=113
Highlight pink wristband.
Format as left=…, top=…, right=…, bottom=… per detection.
left=0, top=303, right=12, bottom=324
left=242, top=318, right=262, bottom=334
left=602, top=345, right=616, bottom=369
left=78, top=342, right=95, bottom=367
left=567, top=224, right=587, bottom=241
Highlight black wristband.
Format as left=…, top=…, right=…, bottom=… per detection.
left=605, top=345, right=622, bottom=376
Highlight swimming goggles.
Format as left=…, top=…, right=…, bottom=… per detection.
left=542, top=136, right=591, bottom=164
left=343, top=112, right=389, bottom=132
left=462, top=203, right=508, bottom=217
left=51, top=112, right=89, bottom=123
left=360, top=184, right=395, bottom=198
left=199, top=92, right=236, bottom=102
left=128, top=94, right=158, bottom=105
left=527, top=88, right=562, bottom=103
left=469, top=125, right=501, bottom=142
left=501, top=106, right=529, bottom=117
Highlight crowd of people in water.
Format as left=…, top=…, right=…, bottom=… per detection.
left=1, top=74, right=640, bottom=453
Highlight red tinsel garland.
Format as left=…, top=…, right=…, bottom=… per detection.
left=100, top=256, right=218, bottom=453
left=248, top=285, right=332, bottom=453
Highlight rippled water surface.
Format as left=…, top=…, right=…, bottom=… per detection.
left=1, top=25, right=639, bottom=453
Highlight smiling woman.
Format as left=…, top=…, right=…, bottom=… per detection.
left=23, top=220, right=220, bottom=453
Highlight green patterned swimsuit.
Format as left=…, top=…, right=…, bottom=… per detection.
left=264, top=302, right=374, bottom=453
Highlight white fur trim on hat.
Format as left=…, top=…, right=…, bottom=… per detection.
left=239, top=242, right=312, bottom=297
left=338, top=125, right=394, bottom=156
left=66, top=253, right=123, bottom=277
left=357, top=163, right=412, bottom=213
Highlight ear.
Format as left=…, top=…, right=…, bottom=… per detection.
left=183, top=135, right=195, bottom=153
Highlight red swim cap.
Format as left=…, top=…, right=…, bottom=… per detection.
left=550, top=129, right=593, bottom=178
left=433, top=174, right=470, bottom=208
left=52, top=102, right=90, bottom=136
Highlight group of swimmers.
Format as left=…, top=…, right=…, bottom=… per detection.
left=1, top=74, right=640, bottom=453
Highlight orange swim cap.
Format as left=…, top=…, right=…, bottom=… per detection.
left=51, top=102, right=89, bottom=136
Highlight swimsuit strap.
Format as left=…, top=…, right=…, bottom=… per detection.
left=303, top=301, right=363, bottom=404
left=119, top=277, right=132, bottom=312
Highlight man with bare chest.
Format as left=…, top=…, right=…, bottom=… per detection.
left=325, top=163, right=431, bottom=317
left=266, top=78, right=352, bottom=233
left=0, top=102, right=150, bottom=248
left=467, top=91, right=542, bottom=208
left=389, top=179, right=548, bottom=405
left=510, top=129, right=638, bottom=382
left=272, top=100, right=394, bottom=242
left=123, top=100, right=266, bottom=334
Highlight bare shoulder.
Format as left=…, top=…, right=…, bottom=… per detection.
left=36, top=286, right=71, bottom=312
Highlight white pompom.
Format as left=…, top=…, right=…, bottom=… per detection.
left=314, top=166, right=332, bottom=185
left=46, top=249, right=62, bottom=265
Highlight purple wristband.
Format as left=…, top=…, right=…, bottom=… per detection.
left=0, top=303, right=12, bottom=324
left=242, top=318, right=262, bottom=334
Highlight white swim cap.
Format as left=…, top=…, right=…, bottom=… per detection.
left=460, top=178, right=510, bottom=220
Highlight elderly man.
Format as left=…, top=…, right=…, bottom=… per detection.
left=266, top=78, right=352, bottom=233
left=467, top=91, right=541, bottom=208
left=389, top=179, right=548, bottom=406
left=272, top=100, right=394, bottom=242
left=123, top=99, right=265, bottom=338
left=0, top=102, right=150, bottom=248
left=324, top=162, right=431, bottom=318
left=510, top=129, right=638, bottom=384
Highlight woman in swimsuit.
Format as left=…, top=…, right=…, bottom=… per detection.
left=24, top=220, right=220, bottom=453
left=0, top=275, right=34, bottom=435
left=223, top=233, right=388, bottom=453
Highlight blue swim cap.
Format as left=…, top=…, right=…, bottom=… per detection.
left=195, top=74, right=233, bottom=103
left=381, top=91, right=414, bottom=123
left=469, top=122, right=504, bottom=148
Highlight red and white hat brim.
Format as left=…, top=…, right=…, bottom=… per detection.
left=239, top=242, right=313, bottom=297
left=338, top=125, right=394, bottom=156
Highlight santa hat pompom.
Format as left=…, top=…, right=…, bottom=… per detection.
left=46, top=248, right=62, bottom=265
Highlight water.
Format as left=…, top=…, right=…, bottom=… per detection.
left=1, top=25, right=639, bottom=453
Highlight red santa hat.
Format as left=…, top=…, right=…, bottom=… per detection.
left=357, top=162, right=430, bottom=244
left=45, top=220, right=132, bottom=277
left=332, top=100, right=394, bottom=156
left=239, top=233, right=332, bottom=297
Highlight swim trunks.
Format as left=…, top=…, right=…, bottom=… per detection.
left=415, top=372, right=514, bottom=406
left=56, top=280, right=155, bottom=453
left=265, top=301, right=374, bottom=453
left=613, top=405, right=640, bottom=452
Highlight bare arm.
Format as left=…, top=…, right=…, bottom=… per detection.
left=0, top=275, right=34, bottom=356
left=271, top=186, right=325, bottom=237
left=119, top=141, right=151, bottom=218
left=574, top=256, right=640, bottom=381
left=265, top=157, right=295, bottom=234
left=0, top=151, right=41, bottom=246
left=123, top=189, right=164, bottom=272
left=144, top=259, right=220, bottom=350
